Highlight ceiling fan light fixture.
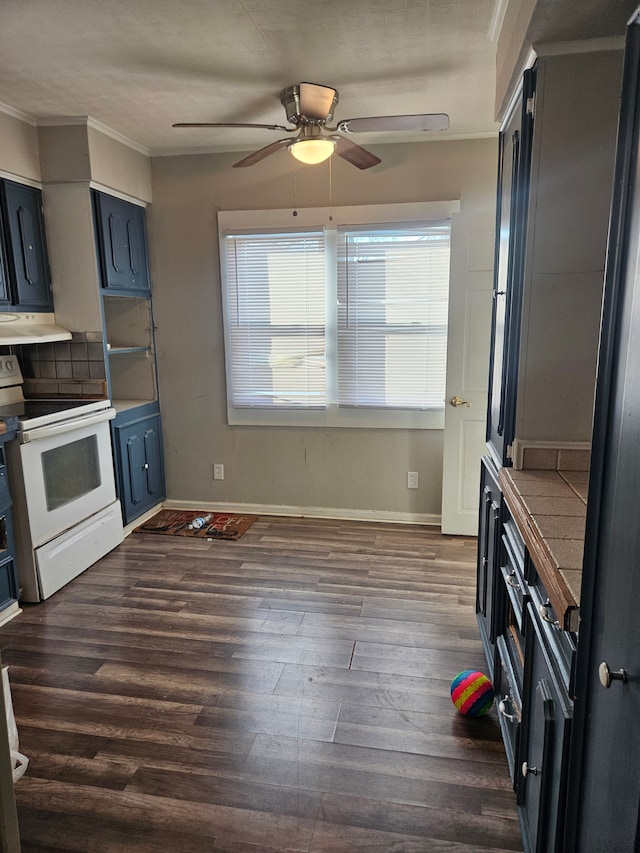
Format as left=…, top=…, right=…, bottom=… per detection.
left=288, top=137, right=336, bottom=165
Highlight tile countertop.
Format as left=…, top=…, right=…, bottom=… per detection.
left=498, top=467, right=588, bottom=632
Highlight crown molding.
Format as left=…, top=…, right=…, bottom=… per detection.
left=488, top=0, right=509, bottom=42
left=0, top=100, right=37, bottom=125
left=36, top=115, right=150, bottom=156
left=534, top=35, right=625, bottom=56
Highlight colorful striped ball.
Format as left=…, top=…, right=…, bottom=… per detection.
left=450, top=670, right=494, bottom=717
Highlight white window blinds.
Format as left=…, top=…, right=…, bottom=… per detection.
left=222, top=230, right=326, bottom=409
left=219, top=203, right=457, bottom=428
left=336, top=222, right=450, bottom=410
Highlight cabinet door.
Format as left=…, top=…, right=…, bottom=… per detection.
left=495, top=635, right=522, bottom=787
left=476, top=456, right=502, bottom=677
left=2, top=181, right=53, bottom=309
left=486, top=69, right=535, bottom=464
left=566, top=15, right=640, bottom=851
left=0, top=448, right=17, bottom=613
left=0, top=205, right=11, bottom=306
left=0, top=557, right=18, bottom=612
left=519, top=603, right=572, bottom=853
left=115, top=413, right=165, bottom=523
left=94, top=193, right=150, bottom=293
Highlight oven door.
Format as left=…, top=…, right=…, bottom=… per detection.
left=18, top=409, right=117, bottom=547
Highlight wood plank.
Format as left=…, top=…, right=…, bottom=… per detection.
left=0, top=516, right=521, bottom=852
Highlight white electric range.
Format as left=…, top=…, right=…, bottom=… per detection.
left=0, top=356, right=123, bottom=602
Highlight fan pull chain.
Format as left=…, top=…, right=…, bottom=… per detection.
left=292, top=163, right=298, bottom=217
left=328, top=157, right=333, bottom=222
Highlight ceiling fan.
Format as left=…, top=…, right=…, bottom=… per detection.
left=173, top=81, right=449, bottom=169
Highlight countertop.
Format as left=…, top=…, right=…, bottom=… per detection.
left=499, top=466, right=587, bottom=632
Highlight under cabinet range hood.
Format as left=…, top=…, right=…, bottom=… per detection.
left=0, top=313, right=72, bottom=346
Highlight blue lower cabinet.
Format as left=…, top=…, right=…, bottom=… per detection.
left=476, top=456, right=503, bottom=680
left=0, top=432, right=19, bottom=617
left=518, top=603, right=572, bottom=853
left=114, top=411, right=165, bottom=524
left=0, top=556, right=18, bottom=612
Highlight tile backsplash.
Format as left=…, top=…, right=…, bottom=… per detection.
left=20, top=331, right=108, bottom=398
left=511, top=439, right=591, bottom=472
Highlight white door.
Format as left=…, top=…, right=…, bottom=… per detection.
left=441, top=211, right=495, bottom=535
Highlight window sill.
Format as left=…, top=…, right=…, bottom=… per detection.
left=227, top=405, right=444, bottom=430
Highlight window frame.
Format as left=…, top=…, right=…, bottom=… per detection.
left=218, top=201, right=460, bottom=430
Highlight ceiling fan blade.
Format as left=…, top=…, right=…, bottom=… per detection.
left=233, top=138, right=291, bottom=168
left=173, top=121, right=293, bottom=131
left=337, top=113, right=450, bottom=133
left=333, top=136, right=381, bottom=170
left=299, top=82, right=339, bottom=121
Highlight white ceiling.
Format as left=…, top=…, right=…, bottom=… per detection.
left=0, top=0, right=502, bottom=156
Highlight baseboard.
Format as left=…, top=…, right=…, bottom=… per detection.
left=123, top=502, right=164, bottom=537
left=161, top=499, right=441, bottom=527
left=0, top=602, right=22, bottom=628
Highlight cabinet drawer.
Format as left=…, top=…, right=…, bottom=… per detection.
left=503, top=503, right=526, bottom=565
left=501, top=532, right=528, bottom=632
left=528, top=580, right=577, bottom=695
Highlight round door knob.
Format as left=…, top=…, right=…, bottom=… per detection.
left=598, top=661, right=628, bottom=688
left=522, top=761, right=539, bottom=777
left=449, top=395, right=471, bottom=407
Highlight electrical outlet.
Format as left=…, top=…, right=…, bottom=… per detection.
left=407, top=471, right=419, bottom=489
left=213, top=463, right=224, bottom=480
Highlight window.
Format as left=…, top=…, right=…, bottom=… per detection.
left=222, top=229, right=326, bottom=409
left=219, top=202, right=459, bottom=429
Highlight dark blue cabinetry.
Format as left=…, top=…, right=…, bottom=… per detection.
left=486, top=69, right=535, bottom=466
left=0, top=180, right=53, bottom=310
left=518, top=602, right=572, bottom=853
left=113, top=409, right=165, bottom=524
left=93, top=191, right=151, bottom=294
left=0, top=431, right=19, bottom=618
left=93, top=190, right=165, bottom=526
left=0, top=202, right=10, bottom=305
left=476, top=456, right=503, bottom=680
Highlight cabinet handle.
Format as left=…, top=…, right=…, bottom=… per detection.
left=522, top=761, right=539, bottom=777
left=598, top=661, right=628, bottom=688
left=539, top=600, right=561, bottom=630
left=498, top=695, right=516, bottom=722
left=505, top=570, right=521, bottom=591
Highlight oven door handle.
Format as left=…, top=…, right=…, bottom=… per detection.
left=20, top=408, right=116, bottom=442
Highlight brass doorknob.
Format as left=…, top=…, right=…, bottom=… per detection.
left=449, top=396, right=471, bottom=407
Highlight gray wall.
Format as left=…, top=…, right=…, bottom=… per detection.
left=0, top=110, right=40, bottom=182
left=515, top=49, right=623, bottom=443
left=148, top=138, right=497, bottom=522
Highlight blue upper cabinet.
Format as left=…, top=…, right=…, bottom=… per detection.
left=93, top=191, right=151, bottom=294
left=0, top=180, right=53, bottom=310
left=0, top=203, right=10, bottom=306
left=486, top=69, right=536, bottom=467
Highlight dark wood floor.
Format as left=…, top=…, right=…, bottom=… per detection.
left=0, top=516, right=522, bottom=852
